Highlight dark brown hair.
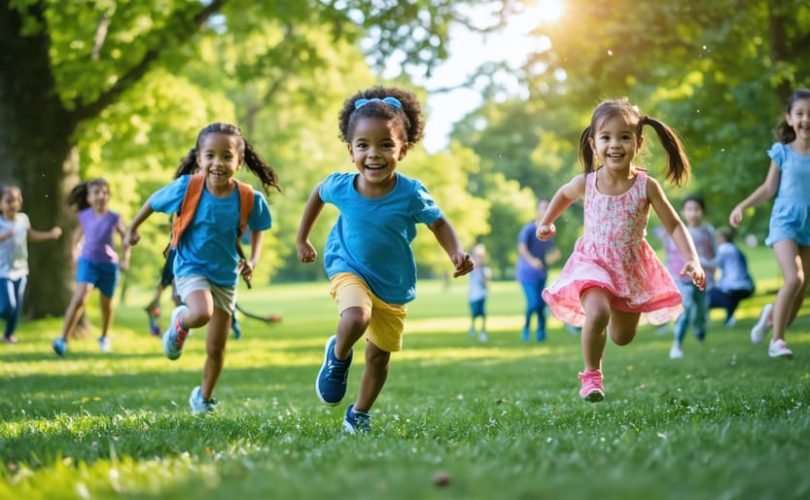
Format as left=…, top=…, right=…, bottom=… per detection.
left=338, top=86, right=425, bottom=150
left=175, top=123, right=280, bottom=193
left=774, top=89, right=810, bottom=144
left=66, top=179, right=109, bottom=211
left=579, top=99, right=690, bottom=187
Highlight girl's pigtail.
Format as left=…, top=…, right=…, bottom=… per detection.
left=174, top=148, right=199, bottom=178
left=578, top=126, right=595, bottom=174
left=66, top=182, right=91, bottom=211
left=639, top=116, right=690, bottom=187
left=243, top=140, right=281, bottom=194
left=774, top=119, right=795, bottom=144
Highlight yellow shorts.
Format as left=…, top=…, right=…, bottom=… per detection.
left=330, top=273, right=407, bottom=352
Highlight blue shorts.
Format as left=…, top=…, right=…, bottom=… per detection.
left=76, top=257, right=119, bottom=298
left=469, top=298, right=486, bottom=318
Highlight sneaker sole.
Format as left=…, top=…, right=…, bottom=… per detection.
left=582, top=390, right=605, bottom=402
left=342, top=420, right=357, bottom=434
left=315, top=336, right=342, bottom=406
left=768, top=351, right=794, bottom=359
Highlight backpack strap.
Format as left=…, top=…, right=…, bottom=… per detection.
left=235, top=180, right=255, bottom=237
left=170, top=174, right=205, bottom=248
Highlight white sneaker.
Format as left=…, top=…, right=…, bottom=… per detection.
left=469, top=327, right=476, bottom=337
left=479, top=330, right=488, bottom=342
left=669, top=343, right=684, bottom=359
left=750, top=304, right=773, bottom=345
left=768, top=339, right=793, bottom=358
left=98, top=336, right=111, bottom=353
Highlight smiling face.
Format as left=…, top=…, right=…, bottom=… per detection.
left=786, top=97, right=810, bottom=141
left=87, top=182, right=110, bottom=212
left=197, top=132, right=243, bottom=192
left=347, top=116, right=407, bottom=195
left=590, top=115, right=641, bottom=172
left=0, top=187, right=22, bottom=218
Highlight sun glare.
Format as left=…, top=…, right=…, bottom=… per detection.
left=528, top=0, right=565, bottom=25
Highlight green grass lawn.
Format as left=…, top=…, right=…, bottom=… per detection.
left=1, top=246, right=809, bottom=499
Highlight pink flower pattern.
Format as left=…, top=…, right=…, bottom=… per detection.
left=543, top=170, right=682, bottom=326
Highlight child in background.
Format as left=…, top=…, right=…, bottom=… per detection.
left=468, top=243, right=491, bottom=342
left=669, top=195, right=716, bottom=360
left=538, top=98, right=704, bottom=402
left=730, top=88, right=810, bottom=358
left=53, top=179, right=129, bottom=356
left=708, top=227, right=754, bottom=327
left=516, top=199, right=561, bottom=342
left=0, top=185, right=62, bottom=343
left=127, top=122, right=278, bottom=414
left=297, top=86, right=473, bottom=432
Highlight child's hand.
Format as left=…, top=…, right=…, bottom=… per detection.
left=729, top=206, right=744, bottom=227
left=125, top=230, right=140, bottom=246
left=50, top=227, right=62, bottom=239
left=238, top=259, right=254, bottom=280
left=452, top=252, right=474, bottom=278
left=680, top=260, right=705, bottom=290
left=536, top=223, right=556, bottom=241
left=297, top=240, right=317, bottom=263
left=120, top=259, right=129, bottom=272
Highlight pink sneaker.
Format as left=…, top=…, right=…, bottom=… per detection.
left=578, top=370, right=605, bottom=402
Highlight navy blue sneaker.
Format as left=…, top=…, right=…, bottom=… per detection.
left=315, top=335, right=352, bottom=405
left=342, top=404, right=370, bottom=434
left=521, top=327, right=529, bottom=342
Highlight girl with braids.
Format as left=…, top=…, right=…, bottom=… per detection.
left=730, top=88, right=810, bottom=359
left=126, top=123, right=279, bottom=414
left=296, top=86, right=474, bottom=433
left=53, top=179, right=130, bottom=357
left=537, top=99, right=704, bottom=402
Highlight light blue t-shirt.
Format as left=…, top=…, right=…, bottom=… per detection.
left=320, top=172, right=443, bottom=304
left=150, top=175, right=272, bottom=286
left=766, top=143, right=810, bottom=246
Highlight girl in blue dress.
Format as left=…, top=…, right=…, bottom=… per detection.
left=730, top=88, right=810, bottom=358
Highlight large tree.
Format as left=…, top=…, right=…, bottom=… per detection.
left=0, top=0, right=497, bottom=316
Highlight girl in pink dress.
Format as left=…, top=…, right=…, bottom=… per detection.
left=537, top=99, right=705, bottom=402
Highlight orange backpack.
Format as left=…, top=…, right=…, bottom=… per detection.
left=170, top=174, right=255, bottom=248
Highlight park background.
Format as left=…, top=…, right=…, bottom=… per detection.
left=1, top=0, right=808, bottom=498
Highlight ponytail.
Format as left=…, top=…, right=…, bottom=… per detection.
left=637, top=116, right=690, bottom=187
left=578, top=126, right=596, bottom=174
left=774, top=88, right=810, bottom=144
left=174, top=147, right=199, bottom=178
left=243, top=139, right=281, bottom=194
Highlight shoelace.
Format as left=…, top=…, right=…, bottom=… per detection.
left=352, top=411, right=371, bottom=431
left=327, top=358, right=350, bottom=383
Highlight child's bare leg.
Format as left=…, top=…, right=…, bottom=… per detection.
left=581, top=288, right=611, bottom=371
left=772, top=241, right=805, bottom=341
left=335, top=307, right=369, bottom=360
left=182, top=289, right=214, bottom=329
left=354, top=340, right=391, bottom=412
left=785, top=246, right=810, bottom=328
left=61, top=284, right=93, bottom=340
left=201, top=306, right=230, bottom=399
left=99, top=294, right=114, bottom=338
left=608, top=309, right=641, bottom=346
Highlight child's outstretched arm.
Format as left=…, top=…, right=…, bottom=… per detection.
left=27, top=226, right=62, bottom=242
left=428, top=218, right=473, bottom=278
left=648, top=177, right=705, bottom=289
left=240, top=230, right=263, bottom=281
left=296, top=183, right=325, bottom=263
left=729, top=161, right=780, bottom=227
left=115, top=218, right=131, bottom=271
left=536, top=174, right=586, bottom=240
left=126, top=200, right=155, bottom=246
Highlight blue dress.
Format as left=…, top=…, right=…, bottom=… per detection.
left=766, top=143, right=810, bottom=246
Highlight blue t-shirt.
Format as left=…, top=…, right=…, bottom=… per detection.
left=515, top=221, right=555, bottom=285
left=320, top=172, right=443, bottom=304
left=713, top=242, right=754, bottom=293
left=149, top=175, right=272, bottom=286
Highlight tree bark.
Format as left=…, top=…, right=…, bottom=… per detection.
left=0, top=2, right=79, bottom=317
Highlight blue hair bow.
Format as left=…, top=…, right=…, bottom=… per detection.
left=354, top=97, right=403, bottom=110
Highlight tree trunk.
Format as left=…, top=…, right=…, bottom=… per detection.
left=1, top=2, right=79, bottom=317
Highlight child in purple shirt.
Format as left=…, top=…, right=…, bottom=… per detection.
left=52, top=179, right=129, bottom=357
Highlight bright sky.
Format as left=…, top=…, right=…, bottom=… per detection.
left=401, top=0, right=565, bottom=152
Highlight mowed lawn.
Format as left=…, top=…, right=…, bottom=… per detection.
left=1, top=246, right=808, bottom=499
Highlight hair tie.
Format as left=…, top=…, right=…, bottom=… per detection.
left=354, top=97, right=403, bottom=110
